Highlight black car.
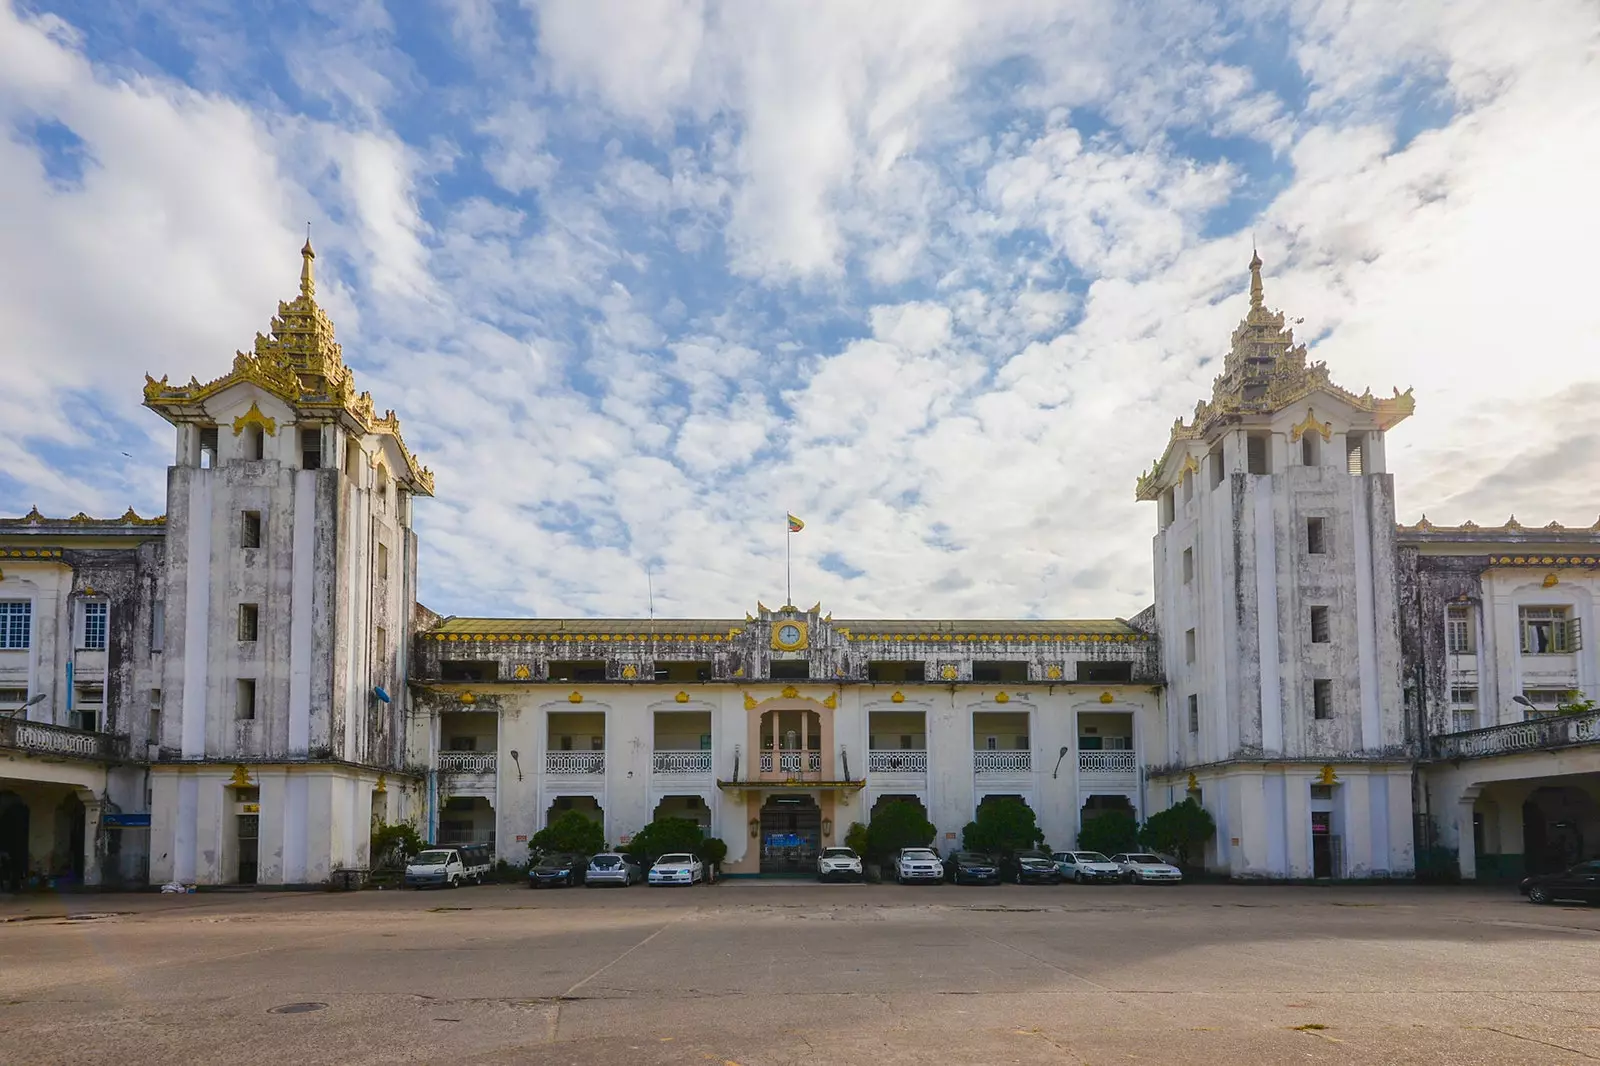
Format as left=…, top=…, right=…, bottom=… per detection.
left=944, top=851, right=1001, bottom=885
left=528, top=852, right=587, bottom=888
left=1010, top=853, right=1063, bottom=885
left=1519, top=860, right=1600, bottom=904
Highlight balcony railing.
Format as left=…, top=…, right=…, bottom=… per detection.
left=546, top=751, right=605, bottom=775
left=1078, top=750, right=1137, bottom=773
left=973, top=750, right=1032, bottom=773
left=1430, top=709, right=1600, bottom=761
left=0, top=718, right=129, bottom=762
left=868, top=749, right=928, bottom=773
left=437, top=751, right=496, bottom=774
left=652, top=751, right=713, bottom=774
left=759, top=751, right=821, bottom=773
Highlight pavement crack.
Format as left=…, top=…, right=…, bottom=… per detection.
left=1469, top=1026, right=1600, bottom=1060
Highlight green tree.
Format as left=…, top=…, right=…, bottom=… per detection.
left=1076, top=810, right=1140, bottom=857
left=1139, top=798, right=1215, bottom=870
left=1557, top=692, right=1597, bottom=716
left=694, top=836, right=728, bottom=873
left=625, top=817, right=705, bottom=863
left=962, top=797, right=1045, bottom=858
left=843, top=821, right=870, bottom=858
left=369, top=821, right=424, bottom=869
left=865, top=800, right=936, bottom=864
left=530, top=811, right=605, bottom=856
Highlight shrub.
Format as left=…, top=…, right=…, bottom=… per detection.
left=530, top=811, right=605, bottom=856
left=962, top=797, right=1046, bottom=859
left=844, top=821, right=870, bottom=858
left=370, top=821, right=425, bottom=870
left=1077, top=810, right=1140, bottom=857
left=865, top=801, right=936, bottom=865
left=695, top=837, right=728, bottom=871
left=624, top=817, right=705, bottom=864
left=1139, top=798, right=1215, bottom=870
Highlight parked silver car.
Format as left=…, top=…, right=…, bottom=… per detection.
left=585, top=852, right=642, bottom=886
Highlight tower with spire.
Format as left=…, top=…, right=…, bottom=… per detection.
left=141, top=239, right=433, bottom=887
left=1136, top=252, right=1417, bottom=879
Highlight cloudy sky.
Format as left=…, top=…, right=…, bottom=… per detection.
left=2, top=0, right=1598, bottom=622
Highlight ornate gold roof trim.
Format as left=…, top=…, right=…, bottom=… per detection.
left=143, top=241, right=434, bottom=496
left=0, top=506, right=166, bottom=528
left=1135, top=255, right=1414, bottom=501
left=1397, top=514, right=1600, bottom=535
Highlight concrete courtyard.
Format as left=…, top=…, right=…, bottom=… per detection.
left=2, top=881, right=1598, bottom=1065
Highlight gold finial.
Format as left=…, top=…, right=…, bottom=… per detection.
left=300, top=230, right=316, bottom=298
left=1248, top=248, right=1264, bottom=312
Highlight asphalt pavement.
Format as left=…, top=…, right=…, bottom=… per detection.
left=2, top=880, right=1598, bottom=1065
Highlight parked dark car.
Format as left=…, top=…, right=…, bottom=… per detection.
left=998, top=849, right=1057, bottom=883
left=1010, top=853, right=1063, bottom=884
left=944, top=851, right=1001, bottom=885
left=528, top=852, right=587, bottom=888
left=1519, top=860, right=1600, bottom=904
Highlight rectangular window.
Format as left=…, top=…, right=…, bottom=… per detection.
left=700, top=734, right=712, bottom=750
left=867, top=660, right=925, bottom=682
left=1246, top=433, right=1269, bottom=474
left=377, top=543, right=389, bottom=583
left=1306, top=517, right=1327, bottom=555
left=237, top=678, right=257, bottom=721
left=82, top=601, right=108, bottom=650
left=560, top=735, right=573, bottom=751
left=149, top=689, right=162, bottom=745
left=1451, top=709, right=1475, bottom=733
left=1520, top=606, right=1579, bottom=654
left=1209, top=445, right=1225, bottom=488
left=548, top=660, right=605, bottom=682
left=1346, top=433, right=1366, bottom=475
left=1077, top=661, right=1133, bottom=682
left=1182, top=547, right=1194, bottom=584
left=972, top=661, right=1028, bottom=683
left=440, top=660, right=498, bottom=681
left=1300, top=432, right=1320, bottom=467
left=1184, top=628, right=1196, bottom=664
left=1445, top=605, right=1475, bottom=654
left=198, top=426, right=219, bottom=468
left=591, top=736, right=604, bottom=752
left=769, top=659, right=810, bottom=680
left=238, top=604, right=259, bottom=642
left=374, top=625, right=387, bottom=667
left=1522, top=689, right=1572, bottom=717
left=1181, top=469, right=1193, bottom=504
left=151, top=600, right=165, bottom=652
left=1187, top=693, right=1199, bottom=733
left=1450, top=686, right=1477, bottom=707
left=985, top=736, right=998, bottom=751
left=1312, top=679, right=1333, bottom=720
left=241, top=510, right=262, bottom=549
left=301, top=427, right=323, bottom=470
left=0, top=689, right=28, bottom=710
left=1310, top=606, right=1330, bottom=644
left=0, top=601, right=30, bottom=650
left=1159, top=489, right=1175, bottom=529
left=653, top=661, right=712, bottom=682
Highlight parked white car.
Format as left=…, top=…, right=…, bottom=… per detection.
left=647, top=853, right=705, bottom=886
left=894, top=847, right=944, bottom=884
left=817, top=846, right=863, bottom=882
left=1109, top=852, right=1184, bottom=884
left=404, top=848, right=467, bottom=889
left=1053, top=850, right=1123, bottom=884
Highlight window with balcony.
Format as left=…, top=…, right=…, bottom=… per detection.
left=1446, top=605, right=1475, bottom=654
left=0, top=601, right=30, bottom=650
left=1520, top=606, right=1580, bottom=654
left=82, top=601, right=108, bottom=650
left=1450, top=686, right=1477, bottom=733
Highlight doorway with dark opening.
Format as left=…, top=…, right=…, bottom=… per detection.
left=759, top=794, right=820, bottom=874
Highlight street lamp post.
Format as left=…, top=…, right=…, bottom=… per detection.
left=2, top=693, right=47, bottom=718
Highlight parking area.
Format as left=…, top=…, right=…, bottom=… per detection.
left=3, top=882, right=1599, bottom=1064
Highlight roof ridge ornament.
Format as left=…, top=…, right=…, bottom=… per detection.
left=300, top=235, right=315, bottom=299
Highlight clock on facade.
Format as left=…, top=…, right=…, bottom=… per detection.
left=772, top=620, right=808, bottom=651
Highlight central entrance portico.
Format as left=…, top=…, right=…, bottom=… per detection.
left=759, top=794, right=821, bottom=874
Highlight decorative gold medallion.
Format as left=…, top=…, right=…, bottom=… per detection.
left=568, top=691, right=583, bottom=704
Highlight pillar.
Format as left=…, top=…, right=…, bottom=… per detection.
left=76, top=789, right=103, bottom=887
left=1457, top=787, right=1480, bottom=881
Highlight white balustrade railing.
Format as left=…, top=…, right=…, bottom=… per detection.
left=759, top=751, right=821, bottom=773
left=868, top=749, right=928, bottom=773
left=1431, top=710, right=1600, bottom=760
left=0, top=718, right=127, bottom=761
left=973, top=750, right=1032, bottom=773
left=651, top=750, right=713, bottom=774
left=437, top=751, right=496, bottom=774
left=1078, top=750, right=1136, bottom=773
left=546, top=751, right=605, bottom=775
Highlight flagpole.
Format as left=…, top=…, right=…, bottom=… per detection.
left=785, top=514, right=792, bottom=608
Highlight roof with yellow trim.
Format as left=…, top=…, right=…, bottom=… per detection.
left=426, top=616, right=1146, bottom=641
left=142, top=240, right=434, bottom=496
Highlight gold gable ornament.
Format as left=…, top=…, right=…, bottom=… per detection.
left=231, top=401, right=278, bottom=437
left=995, top=691, right=1010, bottom=704
left=374, top=773, right=387, bottom=794
left=621, top=664, right=638, bottom=680
left=1316, top=765, right=1339, bottom=786
left=891, top=690, right=905, bottom=704
left=780, top=685, right=799, bottom=699
left=822, top=693, right=837, bottom=710
left=1099, top=691, right=1115, bottom=704
left=675, top=691, right=690, bottom=704
left=1186, top=772, right=1200, bottom=793
left=1288, top=407, right=1332, bottom=443
left=568, top=691, right=583, bottom=704
left=744, top=692, right=757, bottom=711
left=229, top=765, right=253, bottom=789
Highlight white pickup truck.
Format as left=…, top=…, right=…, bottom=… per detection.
left=894, top=847, right=945, bottom=885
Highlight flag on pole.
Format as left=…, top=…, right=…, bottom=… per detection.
left=787, top=513, right=805, bottom=533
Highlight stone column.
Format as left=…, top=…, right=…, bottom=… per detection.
left=1457, top=788, right=1481, bottom=881
left=77, top=789, right=103, bottom=887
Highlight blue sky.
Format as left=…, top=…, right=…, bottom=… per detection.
left=3, top=0, right=1599, bottom=620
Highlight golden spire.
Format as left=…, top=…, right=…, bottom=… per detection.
left=300, top=236, right=316, bottom=299
left=1248, top=248, right=1264, bottom=312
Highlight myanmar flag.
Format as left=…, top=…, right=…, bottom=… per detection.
left=787, top=513, right=805, bottom=533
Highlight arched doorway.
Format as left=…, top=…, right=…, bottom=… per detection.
left=0, top=792, right=28, bottom=891
left=55, top=792, right=85, bottom=884
left=1523, top=786, right=1598, bottom=874
left=759, top=794, right=820, bottom=874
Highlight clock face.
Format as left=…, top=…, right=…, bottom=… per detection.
left=777, top=624, right=802, bottom=645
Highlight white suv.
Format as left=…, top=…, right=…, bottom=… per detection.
left=817, top=846, right=863, bottom=882
left=894, top=847, right=944, bottom=885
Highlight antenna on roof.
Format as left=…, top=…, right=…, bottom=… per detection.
left=646, top=563, right=655, bottom=621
